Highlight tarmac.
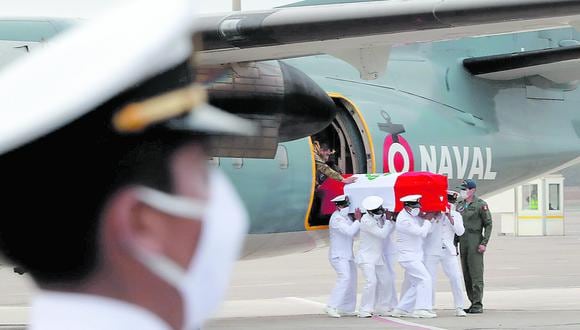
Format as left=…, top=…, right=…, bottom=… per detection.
left=1, top=208, right=580, bottom=329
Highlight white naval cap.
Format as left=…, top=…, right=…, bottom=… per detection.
left=362, top=196, right=384, bottom=211
left=400, top=194, right=422, bottom=203
left=447, top=190, right=459, bottom=197
left=331, top=194, right=349, bottom=203
left=0, top=0, right=256, bottom=156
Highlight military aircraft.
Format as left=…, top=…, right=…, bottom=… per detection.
left=3, top=0, right=580, bottom=258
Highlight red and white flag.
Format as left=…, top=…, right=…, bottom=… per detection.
left=319, top=171, right=448, bottom=214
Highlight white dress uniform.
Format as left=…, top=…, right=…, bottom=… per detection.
left=29, top=291, right=170, bottom=330
left=395, top=210, right=433, bottom=312
left=382, top=221, right=399, bottom=311
left=356, top=213, right=395, bottom=314
left=424, top=209, right=466, bottom=309
left=328, top=210, right=360, bottom=313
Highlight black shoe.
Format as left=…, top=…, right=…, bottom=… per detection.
left=463, top=308, right=471, bottom=313
left=467, top=308, right=483, bottom=314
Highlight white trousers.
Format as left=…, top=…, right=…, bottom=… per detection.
left=424, top=254, right=465, bottom=309
left=384, top=253, right=399, bottom=309
left=328, top=258, right=357, bottom=312
left=359, top=263, right=393, bottom=313
left=397, top=260, right=432, bottom=311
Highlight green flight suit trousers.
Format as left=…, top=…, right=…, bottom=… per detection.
left=460, top=239, right=484, bottom=309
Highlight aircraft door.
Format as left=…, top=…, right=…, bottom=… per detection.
left=307, top=95, right=373, bottom=229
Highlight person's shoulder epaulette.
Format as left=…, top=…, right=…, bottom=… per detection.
left=478, top=199, right=489, bottom=211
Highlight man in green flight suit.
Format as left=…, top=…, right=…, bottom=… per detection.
left=314, top=141, right=357, bottom=187
left=456, top=179, right=493, bottom=314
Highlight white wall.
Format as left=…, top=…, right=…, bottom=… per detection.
left=485, top=188, right=516, bottom=213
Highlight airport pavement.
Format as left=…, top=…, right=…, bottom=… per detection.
left=1, top=210, right=580, bottom=329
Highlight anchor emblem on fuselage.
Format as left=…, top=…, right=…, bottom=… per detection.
left=379, top=110, right=415, bottom=173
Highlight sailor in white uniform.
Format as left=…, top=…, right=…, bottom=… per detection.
left=381, top=208, right=399, bottom=313
left=0, top=1, right=255, bottom=329
left=391, top=195, right=436, bottom=319
left=325, top=195, right=361, bottom=318
left=357, top=196, right=396, bottom=318
left=424, top=190, right=467, bottom=317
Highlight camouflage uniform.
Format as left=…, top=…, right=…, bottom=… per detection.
left=457, top=196, right=492, bottom=311
left=315, top=153, right=343, bottom=186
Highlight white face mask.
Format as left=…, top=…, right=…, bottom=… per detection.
left=339, top=207, right=349, bottom=217
left=460, top=190, right=468, bottom=199
left=132, top=169, right=248, bottom=330
left=407, top=207, right=420, bottom=217
left=372, top=213, right=383, bottom=220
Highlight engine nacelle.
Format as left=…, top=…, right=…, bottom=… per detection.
left=198, top=61, right=335, bottom=158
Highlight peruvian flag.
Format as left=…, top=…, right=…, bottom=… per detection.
left=318, top=172, right=448, bottom=215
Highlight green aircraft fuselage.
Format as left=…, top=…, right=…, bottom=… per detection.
left=2, top=19, right=580, bottom=250
left=222, top=27, right=580, bottom=236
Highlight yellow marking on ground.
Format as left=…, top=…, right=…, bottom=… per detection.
left=518, top=215, right=564, bottom=220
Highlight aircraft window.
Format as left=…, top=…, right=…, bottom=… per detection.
left=275, top=145, right=289, bottom=169
left=232, top=158, right=244, bottom=169
left=208, top=157, right=220, bottom=167
left=522, top=184, right=539, bottom=210
left=548, top=184, right=560, bottom=211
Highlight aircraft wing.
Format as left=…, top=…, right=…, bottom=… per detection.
left=196, top=0, right=580, bottom=78
left=189, top=0, right=580, bottom=157
left=463, top=44, right=580, bottom=83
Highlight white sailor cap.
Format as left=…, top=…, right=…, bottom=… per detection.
left=331, top=195, right=349, bottom=204
left=362, top=196, right=384, bottom=211
left=400, top=194, right=422, bottom=204
left=447, top=190, right=459, bottom=197
left=0, top=0, right=256, bottom=156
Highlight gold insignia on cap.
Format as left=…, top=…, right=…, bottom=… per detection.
left=113, top=84, right=207, bottom=133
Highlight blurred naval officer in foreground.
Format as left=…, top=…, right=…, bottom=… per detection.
left=424, top=191, right=466, bottom=317
left=0, top=0, right=255, bottom=329
left=357, top=196, right=395, bottom=318
left=391, top=195, right=435, bottom=319
left=325, top=195, right=361, bottom=318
